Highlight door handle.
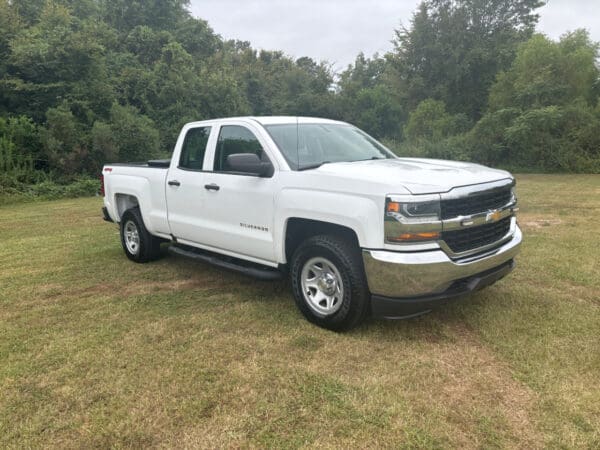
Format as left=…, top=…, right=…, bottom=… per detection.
left=168, top=180, right=181, bottom=186
left=204, top=183, right=220, bottom=191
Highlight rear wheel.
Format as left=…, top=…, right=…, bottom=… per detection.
left=120, top=207, right=162, bottom=263
left=290, top=234, right=370, bottom=331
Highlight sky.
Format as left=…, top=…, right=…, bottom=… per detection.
left=188, top=0, right=600, bottom=71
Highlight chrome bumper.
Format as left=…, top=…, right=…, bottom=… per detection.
left=363, top=225, right=522, bottom=299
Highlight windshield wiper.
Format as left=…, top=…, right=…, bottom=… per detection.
left=298, top=157, right=386, bottom=170
left=297, top=161, right=331, bottom=171
left=352, top=156, right=386, bottom=162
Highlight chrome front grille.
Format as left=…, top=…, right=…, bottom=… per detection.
left=442, top=216, right=512, bottom=254
left=441, top=186, right=512, bottom=220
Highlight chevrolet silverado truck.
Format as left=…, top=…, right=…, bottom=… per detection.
left=101, top=116, right=521, bottom=330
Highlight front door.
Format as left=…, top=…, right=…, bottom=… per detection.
left=198, top=124, right=277, bottom=263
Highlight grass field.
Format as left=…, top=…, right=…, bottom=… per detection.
left=1, top=174, right=598, bottom=448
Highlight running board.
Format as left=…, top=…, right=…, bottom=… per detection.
left=168, top=244, right=283, bottom=281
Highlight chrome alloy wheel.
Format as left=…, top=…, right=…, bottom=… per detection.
left=124, top=220, right=140, bottom=255
left=300, top=257, right=344, bottom=316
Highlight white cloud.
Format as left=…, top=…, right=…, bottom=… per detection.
left=537, top=0, right=600, bottom=41
left=189, top=0, right=600, bottom=71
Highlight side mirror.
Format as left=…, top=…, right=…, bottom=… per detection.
left=226, top=153, right=274, bottom=177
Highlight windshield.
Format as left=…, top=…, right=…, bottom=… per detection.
left=263, top=123, right=396, bottom=170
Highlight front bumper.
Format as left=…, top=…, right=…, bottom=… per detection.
left=363, top=225, right=522, bottom=318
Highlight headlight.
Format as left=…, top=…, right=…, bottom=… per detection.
left=385, top=195, right=442, bottom=243
left=510, top=185, right=517, bottom=204
left=386, top=199, right=440, bottom=221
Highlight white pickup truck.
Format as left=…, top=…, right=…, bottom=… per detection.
left=101, top=116, right=521, bottom=330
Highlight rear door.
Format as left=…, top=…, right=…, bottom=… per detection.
left=165, top=125, right=214, bottom=240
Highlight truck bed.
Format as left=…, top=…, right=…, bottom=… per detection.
left=102, top=161, right=171, bottom=234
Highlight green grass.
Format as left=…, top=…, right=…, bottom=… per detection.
left=1, top=174, right=598, bottom=448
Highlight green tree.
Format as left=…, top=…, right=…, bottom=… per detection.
left=40, top=103, right=91, bottom=176
left=467, top=108, right=520, bottom=166
left=469, top=31, right=600, bottom=172
left=337, top=53, right=404, bottom=137
left=91, top=121, right=117, bottom=164
left=0, top=116, right=39, bottom=183
left=174, top=17, right=220, bottom=59
left=404, top=99, right=469, bottom=141
left=125, top=25, right=173, bottom=65
left=105, top=103, right=160, bottom=162
left=148, top=41, right=211, bottom=147
left=391, top=0, right=544, bottom=119
left=4, top=2, right=112, bottom=121
left=490, top=31, right=599, bottom=111
left=0, top=1, right=21, bottom=70
left=102, top=0, right=190, bottom=32
left=9, top=0, right=45, bottom=24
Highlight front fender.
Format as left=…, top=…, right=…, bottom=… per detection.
left=274, top=188, right=382, bottom=263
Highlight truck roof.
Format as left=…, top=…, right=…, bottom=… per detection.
left=184, top=116, right=346, bottom=128
left=252, top=116, right=345, bottom=125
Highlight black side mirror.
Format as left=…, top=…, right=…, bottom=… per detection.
left=226, top=153, right=274, bottom=177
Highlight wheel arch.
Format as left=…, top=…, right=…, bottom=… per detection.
left=283, top=218, right=360, bottom=265
left=114, top=194, right=140, bottom=222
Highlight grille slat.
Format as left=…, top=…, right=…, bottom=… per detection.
left=442, top=217, right=512, bottom=254
left=441, top=187, right=512, bottom=220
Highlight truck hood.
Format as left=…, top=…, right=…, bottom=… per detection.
left=312, top=158, right=513, bottom=195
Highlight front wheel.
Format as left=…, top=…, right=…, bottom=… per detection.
left=120, top=207, right=162, bottom=263
left=290, top=235, right=370, bottom=331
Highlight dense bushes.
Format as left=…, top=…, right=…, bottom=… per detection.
left=0, top=114, right=99, bottom=204
left=403, top=100, right=470, bottom=143
left=395, top=101, right=600, bottom=173
left=0, top=177, right=100, bottom=205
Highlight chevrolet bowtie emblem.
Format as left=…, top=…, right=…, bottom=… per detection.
left=486, top=210, right=502, bottom=223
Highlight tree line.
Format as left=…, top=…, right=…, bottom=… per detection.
left=1, top=0, right=598, bottom=200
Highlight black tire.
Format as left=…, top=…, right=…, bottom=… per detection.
left=290, top=234, right=370, bottom=331
left=120, top=207, right=162, bottom=263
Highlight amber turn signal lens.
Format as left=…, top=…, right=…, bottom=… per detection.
left=388, top=232, right=440, bottom=242
left=387, top=202, right=400, bottom=213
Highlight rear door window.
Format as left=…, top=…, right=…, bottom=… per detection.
left=179, top=126, right=211, bottom=170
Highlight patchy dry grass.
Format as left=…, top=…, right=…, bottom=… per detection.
left=1, top=175, right=598, bottom=449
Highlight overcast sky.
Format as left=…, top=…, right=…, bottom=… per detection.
left=189, top=0, right=599, bottom=71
